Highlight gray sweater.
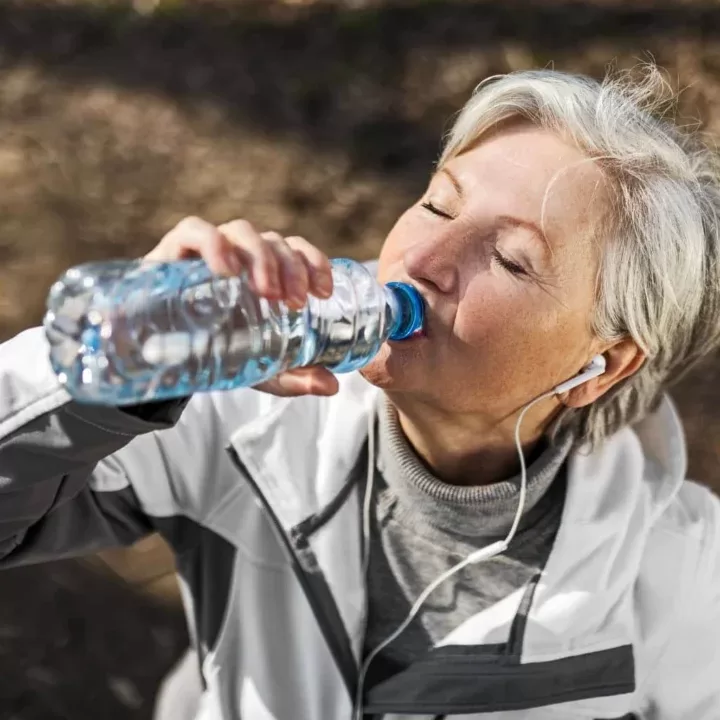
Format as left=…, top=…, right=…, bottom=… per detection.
left=361, top=398, right=573, bottom=684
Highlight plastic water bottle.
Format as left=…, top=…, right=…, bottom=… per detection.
left=43, top=257, right=425, bottom=406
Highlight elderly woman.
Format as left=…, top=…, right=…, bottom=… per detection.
left=0, top=67, right=719, bottom=720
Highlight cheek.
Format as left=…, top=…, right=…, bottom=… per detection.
left=452, top=280, right=567, bottom=364
left=453, top=278, right=595, bottom=392
left=452, top=279, right=532, bottom=343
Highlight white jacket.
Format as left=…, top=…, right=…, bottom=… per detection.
left=1, top=327, right=719, bottom=719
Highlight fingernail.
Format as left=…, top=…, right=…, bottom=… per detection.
left=316, top=274, right=333, bottom=296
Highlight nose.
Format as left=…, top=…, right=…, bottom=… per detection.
left=403, top=235, right=459, bottom=295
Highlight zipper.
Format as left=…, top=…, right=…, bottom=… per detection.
left=226, top=444, right=358, bottom=700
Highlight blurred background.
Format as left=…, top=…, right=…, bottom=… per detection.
left=1, top=0, right=719, bottom=718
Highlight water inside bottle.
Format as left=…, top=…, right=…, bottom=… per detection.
left=44, top=258, right=424, bottom=405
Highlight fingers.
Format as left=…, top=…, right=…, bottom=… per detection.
left=283, top=235, right=333, bottom=300
left=259, top=232, right=309, bottom=309
left=217, top=223, right=333, bottom=309
left=217, top=220, right=281, bottom=298
left=148, top=217, right=334, bottom=310
left=146, top=216, right=233, bottom=276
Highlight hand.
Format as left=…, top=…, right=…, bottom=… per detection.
left=146, top=216, right=339, bottom=397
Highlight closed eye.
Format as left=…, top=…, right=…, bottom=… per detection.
left=491, top=249, right=528, bottom=277
left=421, top=201, right=454, bottom=220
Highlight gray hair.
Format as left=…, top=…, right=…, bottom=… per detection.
left=440, top=66, right=720, bottom=448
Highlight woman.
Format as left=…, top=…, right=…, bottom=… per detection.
left=1, top=67, right=719, bottom=720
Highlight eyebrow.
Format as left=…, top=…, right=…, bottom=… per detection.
left=439, top=167, right=464, bottom=198
left=499, top=215, right=552, bottom=255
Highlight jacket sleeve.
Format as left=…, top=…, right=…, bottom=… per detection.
left=0, top=326, right=198, bottom=567
left=641, top=482, right=720, bottom=719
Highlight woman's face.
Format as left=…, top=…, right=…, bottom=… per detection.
left=362, top=123, right=610, bottom=418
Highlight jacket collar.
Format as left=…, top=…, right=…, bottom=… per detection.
left=228, top=376, right=686, bottom=679
left=228, top=374, right=380, bottom=652
left=228, top=374, right=379, bottom=532
left=522, top=396, right=685, bottom=651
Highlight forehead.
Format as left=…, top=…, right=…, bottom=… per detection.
left=443, top=124, right=609, bottom=252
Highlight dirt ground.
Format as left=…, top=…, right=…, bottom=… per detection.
left=1, top=1, right=720, bottom=718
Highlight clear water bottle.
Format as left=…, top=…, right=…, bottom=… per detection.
left=43, top=257, right=424, bottom=406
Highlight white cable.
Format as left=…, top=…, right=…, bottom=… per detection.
left=353, top=402, right=378, bottom=720
left=504, top=389, right=555, bottom=549
left=352, top=389, right=555, bottom=720
left=361, top=404, right=376, bottom=581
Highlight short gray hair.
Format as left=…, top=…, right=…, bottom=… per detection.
left=441, top=66, right=720, bottom=448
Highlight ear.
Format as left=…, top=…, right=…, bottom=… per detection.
left=562, top=337, right=646, bottom=409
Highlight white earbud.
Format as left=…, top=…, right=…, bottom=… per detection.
left=553, top=354, right=606, bottom=395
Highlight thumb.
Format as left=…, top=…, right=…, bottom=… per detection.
left=255, top=367, right=339, bottom=397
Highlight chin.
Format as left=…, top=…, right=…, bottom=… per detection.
left=359, top=341, right=422, bottom=391
left=359, top=359, right=392, bottom=390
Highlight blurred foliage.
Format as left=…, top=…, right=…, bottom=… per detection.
left=2, top=0, right=720, bottom=337
left=1, top=3, right=720, bottom=716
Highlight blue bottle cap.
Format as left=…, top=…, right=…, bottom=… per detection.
left=386, top=282, right=425, bottom=340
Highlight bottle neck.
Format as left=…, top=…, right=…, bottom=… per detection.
left=384, top=286, right=404, bottom=340
left=282, top=280, right=424, bottom=374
